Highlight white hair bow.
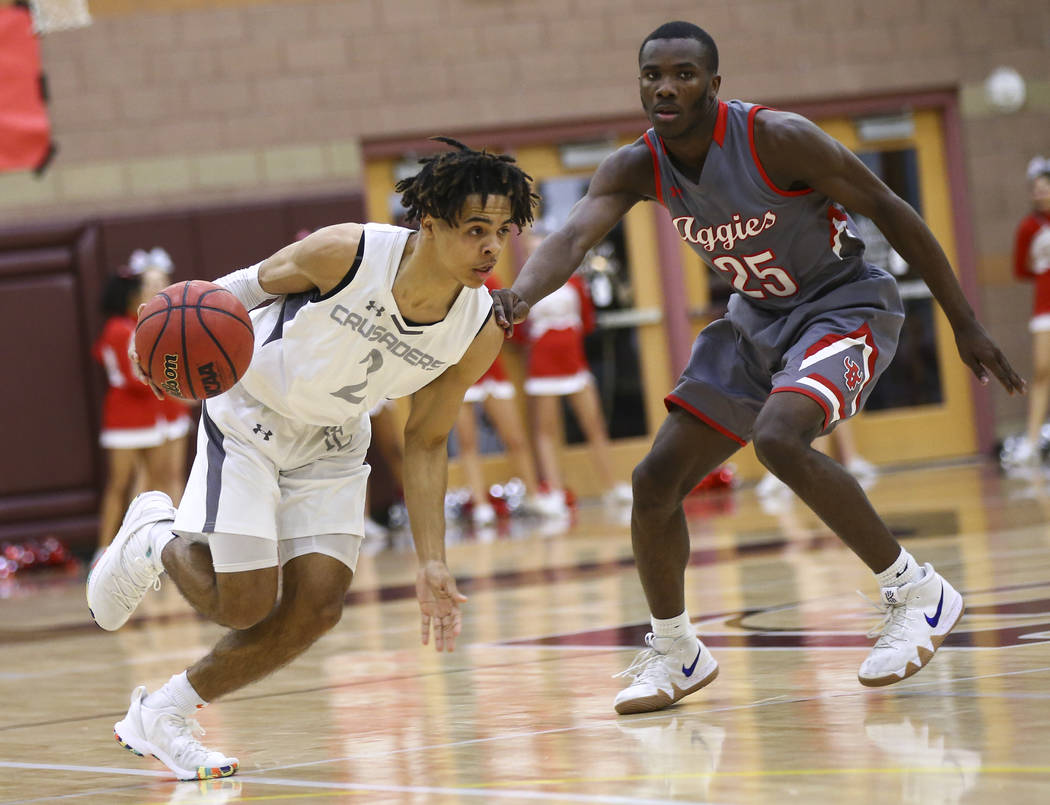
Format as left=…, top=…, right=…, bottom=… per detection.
left=128, top=247, right=174, bottom=275
left=1027, top=155, right=1049, bottom=182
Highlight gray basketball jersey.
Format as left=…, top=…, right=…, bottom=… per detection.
left=645, top=99, right=882, bottom=312
left=237, top=223, right=492, bottom=426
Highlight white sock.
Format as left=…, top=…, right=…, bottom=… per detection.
left=651, top=611, right=697, bottom=652
left=875, top=548, right=922, bottom=588
left=148, top=521, right=177, bottom=573
left=143, top=671, right=207, bottom=716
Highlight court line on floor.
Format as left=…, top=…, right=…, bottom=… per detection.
left=0, top=763, right=721, bottom=805
left=253, top=661, right=1050, bottom=775
left=13, top=517, right=991, bottom=648
left=5, top=664, right=1049, bottom=802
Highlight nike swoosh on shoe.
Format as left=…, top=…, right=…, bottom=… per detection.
left=682, top=646, right=701, bottom=677
left=925, top=585, right=945, bottom=627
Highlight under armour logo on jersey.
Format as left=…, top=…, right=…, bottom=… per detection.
left=843, top=356, right=863, bottom=391
left=670, top=186, right=683, bottom=198
left=253, top=423, right=273, bottom=441
left=366, top=300, right=385, bottom=316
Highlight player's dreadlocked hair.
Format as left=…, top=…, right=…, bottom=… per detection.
left=394, top=137, right=538, bottom=229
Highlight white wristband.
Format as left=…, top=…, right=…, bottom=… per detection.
left=213, top=263, right=277, bottom=311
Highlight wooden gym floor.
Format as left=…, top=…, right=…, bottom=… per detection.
left=2, top=460, right=1050, bottom=804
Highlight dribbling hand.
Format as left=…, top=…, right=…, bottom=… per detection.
left=490, top=288, right=530, bottom=338
left=415, top=560, right=468, bottom=652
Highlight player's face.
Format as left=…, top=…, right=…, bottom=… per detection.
left=429, top=194, right=514, bottom=288
left=638, top=38, right=720, bottom=139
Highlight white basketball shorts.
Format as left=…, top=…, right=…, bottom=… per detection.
left=172, top=383, right=370, bottom=571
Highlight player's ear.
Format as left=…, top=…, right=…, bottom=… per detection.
left=419, top=214, right=435, bottom=236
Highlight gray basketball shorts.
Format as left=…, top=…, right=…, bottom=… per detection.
left=172, top=382, right=372, bottom=555
left=666, top=262, right=905, bottom=443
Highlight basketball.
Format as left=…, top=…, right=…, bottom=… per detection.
left=134, top=280, right=255, bottom=400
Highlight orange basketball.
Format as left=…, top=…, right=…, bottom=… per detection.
left=134, top=281, right=254, bottom=400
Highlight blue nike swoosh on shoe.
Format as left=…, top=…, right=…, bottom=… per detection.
left=682, top=646, right=702, bottom=677
left=925, top=585, right=945, bottom=627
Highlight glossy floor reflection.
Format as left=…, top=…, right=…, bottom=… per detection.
left=2, top=461, right=1050, bottom=803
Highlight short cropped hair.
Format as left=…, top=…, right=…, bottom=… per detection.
left=395, top=137, right=538, bottom=229
left=639, top=21, right=719, bottom=74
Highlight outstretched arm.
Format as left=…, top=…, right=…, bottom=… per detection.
left=755, top=111, right=1025, bottom=394
left=493, top=144, right=650, bottom=336
left=403, top=317, right=503, bottom=651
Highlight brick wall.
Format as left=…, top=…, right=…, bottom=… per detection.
left=3, top=0, right=1048, bottom=431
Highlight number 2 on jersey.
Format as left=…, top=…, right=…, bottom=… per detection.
left=712, top=249, right=798, bottom=299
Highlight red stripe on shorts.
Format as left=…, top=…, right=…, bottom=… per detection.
left=665, top=393, right=747, bottom=445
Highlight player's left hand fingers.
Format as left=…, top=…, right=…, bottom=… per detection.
left=992, top=352, right=1027, bottom=394
left=420, top=612, right=431, bottom=646
left=970, top=346, right=1026, bottom=394
left=490, top=290, right=513, bottom=335
left=434, top=611, right=461, bottom=652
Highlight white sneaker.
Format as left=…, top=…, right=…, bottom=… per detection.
left=603, top=482, right=633, bottom=506
left=363, top=516, right=389, bottom=540
left=115, top=686, right=238, bottom=781
left=1000, top=436, right=1038, bottom=469
left=846, top=455, right=878, bottom=482
left=87, top=490, right=173, bottom=631
left=858, top=563, right=964, bottom=687
left=613, top=633, right=719, bottom=714
left=526, top=489, right=569, bottom=518
left=471, top=501, right=497, bottom=526
left=755, top=471, right=790, bottom=498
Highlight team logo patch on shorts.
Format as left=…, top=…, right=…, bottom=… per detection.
left=843, top=356, right=864, bottom=391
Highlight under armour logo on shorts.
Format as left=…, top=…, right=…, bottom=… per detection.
left=252, top=423, right=273, bottom=441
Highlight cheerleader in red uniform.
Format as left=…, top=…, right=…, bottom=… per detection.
left=93, top=268, right=177, bottom=561
left=457, top=276, right=559, bottom=525
left=1012, top=158, right=1050, bottom=465
left=522, top=233, right=631, bottom=509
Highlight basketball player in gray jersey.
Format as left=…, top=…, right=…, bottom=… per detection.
left=86, top=139, right=539, bottom=779
left=493, top=21, right=1025, bottom=714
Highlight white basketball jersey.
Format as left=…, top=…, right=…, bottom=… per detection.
left=237, top=223, right=493, bottom=426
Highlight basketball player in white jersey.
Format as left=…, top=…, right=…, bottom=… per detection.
left=493, top=22, right=1026, bottom=714
left=86, top=138, right=538, bottom=780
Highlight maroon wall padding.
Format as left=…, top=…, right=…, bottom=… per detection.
left=0, top=221, right=102, bottom=545
left=0, top=4, right=51, bottom=173
left=0, top=191, right=365, bottom=553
